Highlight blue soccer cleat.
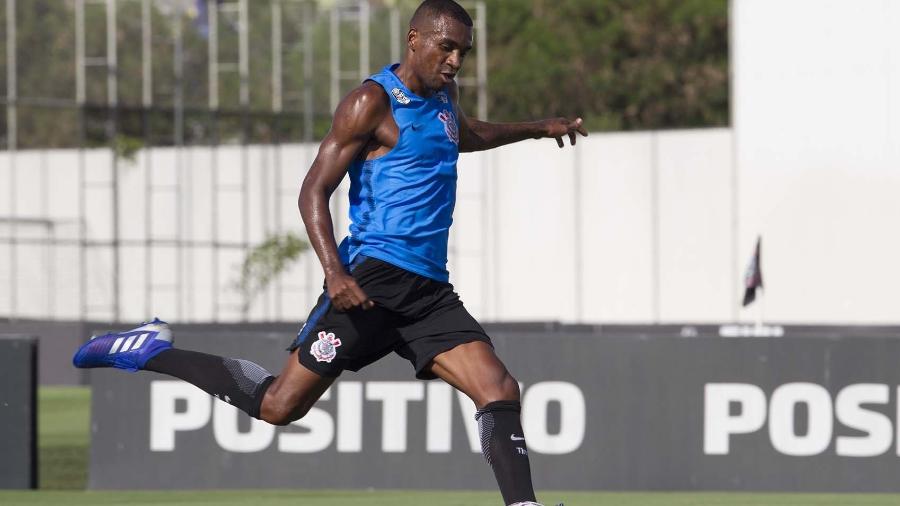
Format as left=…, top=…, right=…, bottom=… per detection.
left=72, top=318, right=173, bottom=372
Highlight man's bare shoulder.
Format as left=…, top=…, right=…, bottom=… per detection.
left=333, top=81, right=390, bottom=131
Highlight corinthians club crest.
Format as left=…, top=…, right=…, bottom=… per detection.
left=438, top=109, right=459, bottom=144
left=310, top=331, right=342, bottom=363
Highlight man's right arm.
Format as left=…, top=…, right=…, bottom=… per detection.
left=298, top=83, right=386, bottom=311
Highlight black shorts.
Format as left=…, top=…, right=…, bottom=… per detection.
left=288, top=256, right=492, bottom=379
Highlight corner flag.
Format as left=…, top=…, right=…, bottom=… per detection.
left=742, top=236, right=763, bottom=307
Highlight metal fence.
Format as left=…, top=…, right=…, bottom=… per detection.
left=0, top=0, right=487, bottom=322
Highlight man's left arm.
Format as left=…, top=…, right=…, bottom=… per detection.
left=451, top=83, right=588, bottom=153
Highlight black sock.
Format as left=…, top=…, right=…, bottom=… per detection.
left=475, top=400, right=537, bottom=505
left=144, top=349, right=274, bottom=419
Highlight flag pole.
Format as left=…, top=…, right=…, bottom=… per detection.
left=756, top=236, right=764, bottom=330
left=742, top=235, right=763, bottom=330
left=755, top=288, right=764, bottom=330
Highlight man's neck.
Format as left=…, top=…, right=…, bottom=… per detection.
left=393, top=63, right=435, bottom=97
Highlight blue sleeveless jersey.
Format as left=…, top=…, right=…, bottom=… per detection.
left=338, top=64, right=460, bottom=282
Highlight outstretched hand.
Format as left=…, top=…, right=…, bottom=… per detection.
left=326, top=271, right=375, bottom=311
left=542, top=117, right=588, bottom=148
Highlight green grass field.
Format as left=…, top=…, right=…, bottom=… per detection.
left=5, top=490, right=900, bottom=506
left=4, top=387, right=900, bottom=505
left=38, top=386, right=90, bottom=489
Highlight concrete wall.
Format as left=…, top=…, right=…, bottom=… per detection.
left=732, top=0, right=900, bottom=323
left=3, top=0, right=899, bottom=325
left=0, top=112, right=896, bottom=326
left=0, top=131, right=738, bottom=324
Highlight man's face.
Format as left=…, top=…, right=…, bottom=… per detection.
left=410, top=15, right=473, bottom=91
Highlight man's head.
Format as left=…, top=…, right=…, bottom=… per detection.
left=406, top=0, right=474, bottom=92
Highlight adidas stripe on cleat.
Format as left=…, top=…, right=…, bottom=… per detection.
left=72, top=317, right=173, bottom=372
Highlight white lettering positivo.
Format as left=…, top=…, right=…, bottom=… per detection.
left=150, top=381, right=212, bottom=452
left=213, top=401, right=274, bottom=453
left=426, top=382, right=453, bottom=453
left=522, top=382, right=586, bottom=455
left=703, top=383, right=767, bottom=455
left=768, top=383, right=832, bottom=456
left=147, top=380, right=587, bottom=455
left=366, top=382, right=425, bottom=453
left=279, top=387, right=334, bottom=453
left=336, top=382, right=363, bottom=452
left=278, top=407, right=335, bottom=453
left=835, top=384, right=891, bottom=457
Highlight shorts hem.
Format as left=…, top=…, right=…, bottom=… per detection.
left=412, top=333, right=493, bottom=380
left=297, top=351, right=343, bottom=378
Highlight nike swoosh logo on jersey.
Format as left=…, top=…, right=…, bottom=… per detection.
left=510, top=434, right=526, bottom=441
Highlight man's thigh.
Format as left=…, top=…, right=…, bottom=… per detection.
left=289, top=290, right=398, bottom=377
left=394, top=296, right=493, bottom=379
left=427, top=340, right=518, bottom=407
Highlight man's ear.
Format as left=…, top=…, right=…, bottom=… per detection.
left=408, top=28, right=417, bottom=51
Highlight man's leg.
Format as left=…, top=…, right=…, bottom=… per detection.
left=146, top=348, right=333, bottom=425
left=428, top=341, right=537, bottom=506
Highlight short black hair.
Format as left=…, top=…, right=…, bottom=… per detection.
left=410, top=0, right=473, bottom=29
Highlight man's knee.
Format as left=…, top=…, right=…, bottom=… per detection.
left=259, top=390, right=310, bottom=426
left=477, top=372, right=520, bottom=407
left=260, top=399, right=310, bottom=426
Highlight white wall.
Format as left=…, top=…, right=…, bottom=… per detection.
left=3, top=0, right=900, bottom=324
left=463, top=129, right=735, bottom=323
left=733, top=0, right=900, bottom=323
left=4, top=111, right=894, bottom=325
left=0, top=130, right=738, bottom=324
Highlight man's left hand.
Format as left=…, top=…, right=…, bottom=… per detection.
left=542, top=117, right=588, bottom=148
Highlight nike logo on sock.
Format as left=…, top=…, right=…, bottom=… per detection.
left=510, top=434, right=526, bottom=441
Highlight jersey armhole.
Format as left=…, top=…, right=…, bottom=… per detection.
left=359, top=78, right=404, bottom=162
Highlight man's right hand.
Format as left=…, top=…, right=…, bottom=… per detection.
left=326, top=271, right=375, bottom=311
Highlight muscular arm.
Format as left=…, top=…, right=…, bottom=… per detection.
left=450, top=82, right=588, bottom=153
left=298, top=83, right=387, bottom=310
left=460, top=118, right=551, bottom=152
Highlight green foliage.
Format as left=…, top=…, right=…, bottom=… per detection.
left=113, top=134, right=144, bottom=163
left=472, top=0, right=728, bottom=131
left=2, top=0, right=728, bottom=150
left=237, top=232, right=309, bottom=315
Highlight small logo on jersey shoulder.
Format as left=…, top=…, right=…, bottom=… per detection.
left=436, top=91, right=449, bottom=103
left=438, top=109, right=459, bottom=145
left=391, top=88, right=411, bottom=105
left=310, top=331, right=342, bottom=363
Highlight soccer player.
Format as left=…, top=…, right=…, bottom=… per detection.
left=73, top=1, right=586, bottom=504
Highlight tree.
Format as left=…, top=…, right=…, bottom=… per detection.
left=235, top=232, right=309, bottom=316
left=477, top=0, right=728, bottom=131
left=2, top=0, right=729, bottom=149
